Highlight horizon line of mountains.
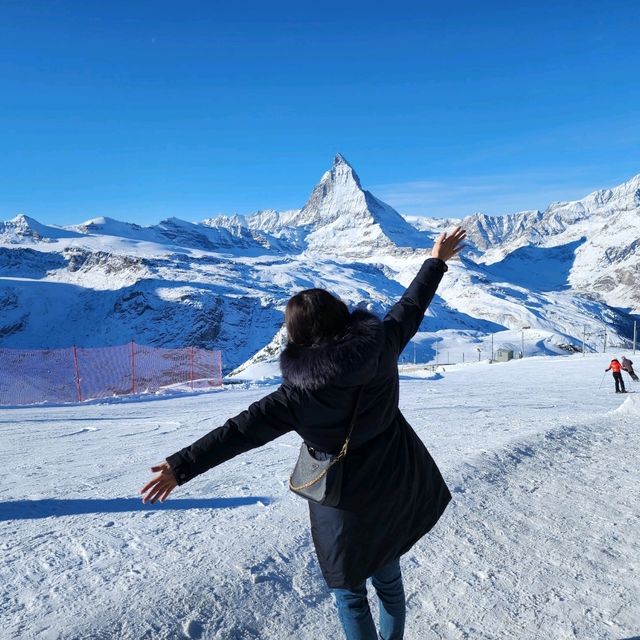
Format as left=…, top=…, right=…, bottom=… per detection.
left=1, top=154, right=638, bottom=372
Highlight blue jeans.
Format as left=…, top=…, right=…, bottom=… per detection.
left=332, top=559, right=406, bottom=640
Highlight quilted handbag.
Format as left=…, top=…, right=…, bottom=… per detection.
left=289, top=387, right=364, bottom=506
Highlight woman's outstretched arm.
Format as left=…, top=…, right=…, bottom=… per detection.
left=384, top=227, right=466, bottom=356
left=140, top=385, right=297, bottom=503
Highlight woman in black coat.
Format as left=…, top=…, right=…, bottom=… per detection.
left=141, top=227, right=465, bottom=639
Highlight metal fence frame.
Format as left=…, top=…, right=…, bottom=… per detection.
left=0, top=341, right=223, bottom=405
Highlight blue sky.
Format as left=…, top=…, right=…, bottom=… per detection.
left=1, top=1, right=639, bottom=225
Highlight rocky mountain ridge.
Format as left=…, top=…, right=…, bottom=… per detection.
left=1, top=155, right=638, bottom=372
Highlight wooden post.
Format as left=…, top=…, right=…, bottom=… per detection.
left=72, top=345, right=82, bottom=402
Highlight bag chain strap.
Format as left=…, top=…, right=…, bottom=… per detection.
left=289, top=387, right=364, bottom=491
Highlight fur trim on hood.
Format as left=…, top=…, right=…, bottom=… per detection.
left=280, top=309, right=383, bottom=390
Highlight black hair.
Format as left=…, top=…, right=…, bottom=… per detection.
left=285, top=288, right=350, bottom=346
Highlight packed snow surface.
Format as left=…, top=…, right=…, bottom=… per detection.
left=1, top=354, right=639, bottom=639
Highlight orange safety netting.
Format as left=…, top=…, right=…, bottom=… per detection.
left=0, top=342, right=223, bottom=405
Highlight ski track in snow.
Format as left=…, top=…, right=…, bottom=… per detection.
left=1, top=354, right=639, bottom=639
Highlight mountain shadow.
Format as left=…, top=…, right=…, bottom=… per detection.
left=483, top=238, right=586, bottom=292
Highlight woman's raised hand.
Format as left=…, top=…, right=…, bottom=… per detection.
left=431, top=226, right=466, bottom=262
left=140, top=461, right=178, bottom=504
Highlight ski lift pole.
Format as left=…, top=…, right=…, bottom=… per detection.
left=521, top=325, right=530, bottom=358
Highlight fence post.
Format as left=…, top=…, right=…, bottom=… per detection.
left=72, top=345, right=83, bottom=402
left=215, top=350, right=222, bottom=386
left=130, top=340, right=136, bottom=394
left=190, top=346, right=195, bottom=390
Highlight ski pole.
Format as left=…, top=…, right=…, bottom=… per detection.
left=597, top=371, right=607, bottom=389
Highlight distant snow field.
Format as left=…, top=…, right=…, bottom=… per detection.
left=1, top=354, right=639, bottom=639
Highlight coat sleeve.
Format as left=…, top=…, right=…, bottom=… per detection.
left=383, top=257, right=448, bottom=356
left=166, top=386, right=297, bottom=485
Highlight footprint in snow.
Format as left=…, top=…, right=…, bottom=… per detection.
left=183, top=618, right=204, bottom=639
left=59, top=427, right=99, bottom=437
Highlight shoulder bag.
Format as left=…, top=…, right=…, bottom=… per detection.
left=289, top=387, right=364, bottom=507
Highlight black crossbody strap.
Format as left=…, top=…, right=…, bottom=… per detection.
left=288, top=386, right=365, bottom=494
left=336, top=386, right=364, bottom=460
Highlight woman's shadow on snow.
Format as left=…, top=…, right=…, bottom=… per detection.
left=0, top=497, right=272, bottom=521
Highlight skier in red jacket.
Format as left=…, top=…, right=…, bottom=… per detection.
left=605, top=359, right=626, bottom=393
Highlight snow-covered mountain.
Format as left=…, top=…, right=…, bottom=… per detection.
left=0, top=214, right=84, bottom=243
left=207, top=154, right=432, bottom=257
left=0, top=155, right=637, bottom=373
left=453, top=174, right=640, bottom=312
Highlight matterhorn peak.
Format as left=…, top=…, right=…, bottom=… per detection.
left=287, top=154, right=430, bottom=255
left=295, top=154, right=368, bottom=229
left=333, top=152, right=352, bottom=168
left=318, top=152, right=362, bottom=190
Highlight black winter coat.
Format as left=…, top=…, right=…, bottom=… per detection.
left=167, top=257, right=452, bottom=589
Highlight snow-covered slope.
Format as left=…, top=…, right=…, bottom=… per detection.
left=0, top=214, right=84, bottom=243
left=453, top=174, right=640, bottom=312
left=2, top=355, right=638, bottom=638
left=71, top=215, right=274, bottom=253
left=401, top=174, right=640, bottom=313
left=0, top=157, right=638, bottom=372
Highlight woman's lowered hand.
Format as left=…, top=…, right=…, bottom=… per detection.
left=140, top=461, right=178, bottom=504
left=431, top=226, right=466, bottom=262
